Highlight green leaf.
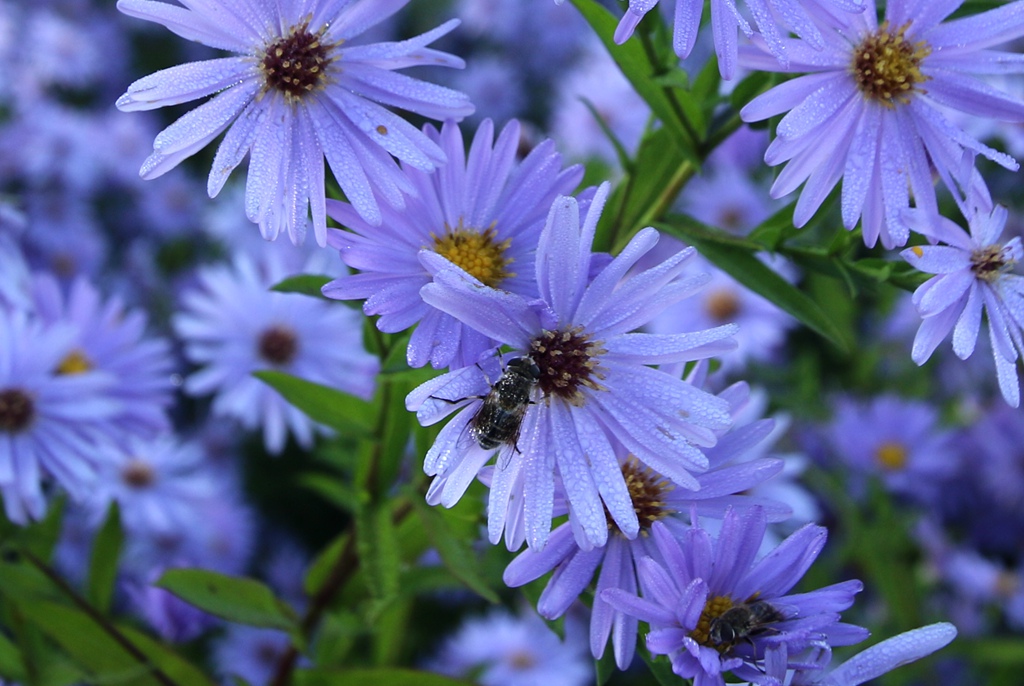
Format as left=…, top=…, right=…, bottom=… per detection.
left=639, top=650, right=680, bottom=686
left=156, top=568, right=298, bottom=632
left=305, top=533, right=349, bottom=596
left=356, top=503, right=400, bottom=606
left=86, top=501, right=123, bottom=614
left=255, top=370, right=375, bottom=436
left=8, top=598, right=184, bottom=686
left=656, top=216, right=853, bottom=352
left=271, top=274, right=333, bottom=298
left=298, top=472, right=366, bottom=514
left=569, top=0, right=696, bottom=157
left=0, top=631, right=26, bottom=681
left=294, top=668, right=472, bottom=686
left=594, top=646, right=618, bottom=686
left=409, top=497, right=499, bottom=604
left=599, top=126, right=695, bottom=252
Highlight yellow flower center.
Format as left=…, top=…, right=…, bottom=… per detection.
left=56, top=349, right=93, bottom=375
left=431, top=221, right=513, bottom=288
left=875, top=441, right=908, bottom=471
left=851, top=21, right=931, bottom=106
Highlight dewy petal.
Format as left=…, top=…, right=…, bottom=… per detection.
left=910, top=296, right=962, bottom=364
left=828, top=623, right=957, bottom=686
left=899, top=246, right=971, bottom=275
left=926, top=2, right=1024, bottom=54
left=549, top=402, right=607, bottom=551
left=537, top=545, right=604, bottom=619
left=420, top=267, right=539, bottom=349
left=503, top=523, right=577, bottom=587
left=208, top=98, right=263, bottom=198
left=952, top=283, right=983, bottom=359
left=117, top=57, right=254, bottom=111
left=923, top=70, right=1024, bottom=122
left=604, top=329, right=738, bottom=365
left=915, top=269, right=974, bottom=317
left=602, top=587, right=678, bottom=627
left=116, top=0, right=252, bottom=52
left=737, top=522, right=827, bottom=599
left=741, top=72, right=837, bottom=123
left=140, top=80, right=258, bottom=179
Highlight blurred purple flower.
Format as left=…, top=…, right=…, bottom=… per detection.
left=603, top=507, right=867, bottom=685
left=901, top=201, right=1024, bottom=406
left=214, top=625, right=295, bottom=685
left=83, top=434, right=218, bottom=539
left=323, top=118, right=583, bottom=369
left=740, top=0, right=1024, bottom=249
left=0, top=309, right=121, bottom=523
left=32, top=273, right=175, bottom=441
left=115, top=0, right=473, bottom=245
left=426, top=605, right=592, bottom=686
left=174, top=251, right=379, bottom=454
left=407, top=183, right=738, bottom=551
left=822, top=394, right=957, bottom=503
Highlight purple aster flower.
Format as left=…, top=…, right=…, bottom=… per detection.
left=174, top=251, right=379, bottom=454
left=780, top=622, right=957, bottom=685
left=31, top=273, right=175, bottom=441
left=611, top=0, right=864, bottom=80
left=82, top=434, right=218, bottom=539
left=323, top=118, right=583, bottom=369
left=503, top=378, right=791, bottom=670
left=647, top=247, right=797, bottom=374
left=901, top=199, right=1024, bottom=406
left=0, top=309, right=121, bottom=523
left=551, top=40, right=650, bottom=168
left=426, top=605, right=592, bottom=686
left=213, top=625, right=297, bottom=685
left=603, top=507, right=867, bottom=685
left=821, top=394, right=957, bottom=503
left=115, top=0, right=473, bottom=245
left=740, top=0, right=1024, bottom=249
left=124, top=566, right=219, bottom=643
left=406, top=182, right=739, bottom=551
left=0, top=234, right=32, bottom=312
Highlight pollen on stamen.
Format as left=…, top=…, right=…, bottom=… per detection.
left=606, top=456, right=675, bottom=534
left=851, top=21, right=931, bottom=107
left=431, top=221, right=514, bottom=288
left=259, top=19, right=336, bottom=102
left=530, top=326, right=607, bottom=405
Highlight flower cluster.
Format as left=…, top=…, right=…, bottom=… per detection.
left=11, top=0, right=1024, bottom=682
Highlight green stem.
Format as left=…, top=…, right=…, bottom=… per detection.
left=19, top=549, right=181, bottom=686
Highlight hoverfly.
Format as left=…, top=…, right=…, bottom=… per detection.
left=469, top=356, right=540, bottom=451
left=708, top=599, right=785, bottom=649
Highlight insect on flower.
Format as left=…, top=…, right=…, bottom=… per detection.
left=709, top=599, right=785, bottom=649
left=470, top=356, right=541, bottom=452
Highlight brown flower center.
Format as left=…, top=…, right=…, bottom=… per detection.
left=258, top=325, right=299, bottom=366
left=431, top=222, right=513, bottom=288
left=0, top=389, right=34, bottom=433
left=705, top=288, right=741, bottom=322
left=121, top=459, right=157, bottom=489
left=971, top=244, right=1016, bottom=282
left=529, top=326, right=606, bottom=405
left=608, top=456, right=675, bottom=533
left=851, top=21, right=930, bottom=106
left=508, top=650, right=536, bottom=670
left=260, top=20, right=335, bottom=102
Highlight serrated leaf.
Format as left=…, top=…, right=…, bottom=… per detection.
left=570, top=0, right=696, bottom=157
left=656, top=216, right=852, bottom=352
left=294, top=668, right=472, bottom=686
left=271, top=274, right=333, bottom=298
left=87, top=501, right=123, bottom=614
left=156, top=569, right=298, bottom=632
left=409, top=498, right=499, bottom=604
left=255, top=370, right=375, bottom=436
left=356, top=504, right=400, bottom=605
